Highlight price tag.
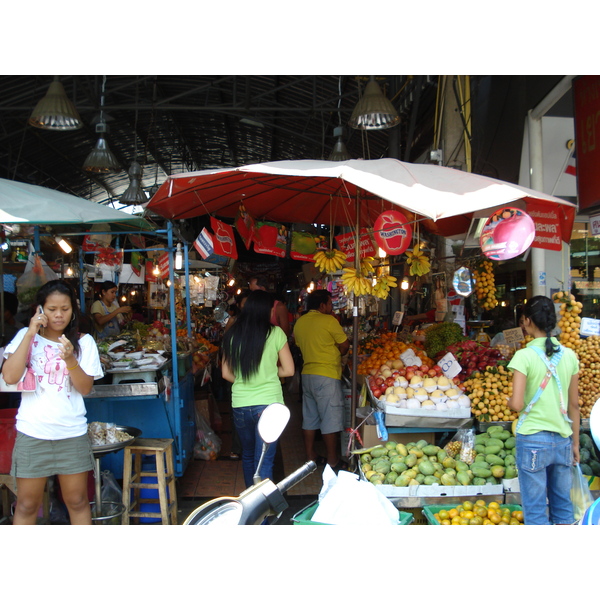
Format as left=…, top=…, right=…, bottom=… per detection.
left=503, top=327, right=524, bottom=345
left=437, top=352, right=462, bottom=379
left=392, top=311, right=404, bottom=326
left=580, top=317, right=600, bottom=337
left=400, top=348, right=422, bottom=367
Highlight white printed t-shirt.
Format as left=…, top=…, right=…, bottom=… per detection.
left=5, top=329, right=104, bottom=440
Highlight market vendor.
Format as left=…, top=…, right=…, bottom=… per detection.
left=404, top=308, right=436, bottom=324
left=90, top=281, right=131, bottom=340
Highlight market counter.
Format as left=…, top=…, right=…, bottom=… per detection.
left=84, top=370, right=196, bottom=479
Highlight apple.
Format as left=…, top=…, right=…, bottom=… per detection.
left=427, top=368, right=437, bottom=378
left=374, top=377, right=384, bottom=387
left=372, top=389, right=382, bottom=398
left=384, top=377, right=395, bottom=387
left=434, top=365, right=443, bottom=375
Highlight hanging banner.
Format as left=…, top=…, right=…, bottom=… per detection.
left=253, top=221, right=287, bottom=258
left=290, top=231, right=327, bottom=261
left=480, top=207, right=535, bottom=261
left=130, top=251, right=143, bottom=277
left=234, top=203, right=256, bottom=250
left=373, top=210, right=413, bottom=255
left=158, top=251, right=170, bottom=278
left=573, top=76, right=600, bottom=212
left=527, top=202, right=563, bottom=252
left=210, top=217, right=238, bottom=259
left=334, top=228, right=376, bottom=261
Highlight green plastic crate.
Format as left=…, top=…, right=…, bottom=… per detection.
left=291, top=501, right=414, bottom=525
left=422, top=503, right=523, bottom=525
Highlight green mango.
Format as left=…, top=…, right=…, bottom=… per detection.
left=440, top=473, right=456, bottom=486
left=416, top=439, right=430, bottom=449
left=415, top=473, right=425, bottom=484
left=391, top=461, right=408, bottom=474
left=471, top=465, right=492, bottom=479
left=457, top=471, right=472, bottom=486
left=418, top=459, right=436, bottom=476
left=360, top=453, right=372, bottom=464
left=422, top=444, right=440, bottom=456
left=455, top=460, right=469, bottom=472
left=504, top=437, right=516, bottom=450
left=504, top=465, right=517, bottom=479
left=444, top=468, right=457, bottom=478
left=491, top=465, right=505, bottom=479
left=472, top=477, right=487, bottom=485
left=385, top=471, right=398, bottom=485
left=484, top=437, right=504, bottom=448
left=423, top=475, right=438, bottom=485
left=391, top=455, right=406, bottom=464
left=486, top=454, right=505, bottom=466
left=405, top=454, right=418, bottom=468
left=485, top=444, right=503, bottom=455
left=474, top=454, right=487, bottom=463
left=442, top=456, right=456, bottom=469
left=403, top=468, right=418, bottom=480
left=474, top=444, right=486, bottom=455
left=475, top=433, right=490, bottom=445
left=370, top=447, right=389, bottom=458
left=375, top=461, right=391, bottom=475
left=385, top=441, right=398, bottom=451
left=394, top=475, right=411, bottom=487
left=437, top=449, right=448, bottom=462
left=487, top=425, right=505, bottom=438
left=474, top=460, right=490, bottom=470
left=486, top=476, right=499, bottom=484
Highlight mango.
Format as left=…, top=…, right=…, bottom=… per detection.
left=418, top=459, right=436, bottom=476
left=403, top=468, right=418, bottom=480
left=486, top=454, right=505, bottom=466
left=504, top=465, right=518, bottom=479
left=442, top=456, right=456, bottom=469
left=391, top=461, right=409, bottom=474
left=475, top=433, right=490, bottom=445
left=485, top=444, right=503, bottom=455
left=391, top=455, right=406, bottom=464
left=422, top=444, right=440, bottom=457
left=491, top=465, right=505, bottom=479
left=504, top=455, right=516, bottom=467
left=504, top=437, right=516, bottom=450
left=385, top=471, right=398, bottom=485
left=375, top=462, right=391, bottom=475
left=394, top=475, right=411, bottom=487
left=455, top=460, right=469, bottom=472
left=385, top=441, right=398, bottom=451
left=409, top=478, right=420, bottom=486
left=405, top=454, right=418, bottom=468
left=474, top=444, right=486, bottom=455
left=395, top=443, right=408, bottom=456
left=423, top=475, right=438, bottom=485
left=416, top=439, right=429, bottom=449
left=408, top=447, right=424, bottom=458
left=457, top=471, right=472, bottom=486
left=440, top=473, right=456, bottom=486
left=415, top=473, right=425, bottom=484
left=437, top=449, right=448, bottom=462
left=360, top=453, right=372, bottom=464
left=370, top=447, right=389, bottom=458
left=472, top=477, right=487, bottom=485
left=471, top=465, right=492, bottom=478
left=474, top=460, right=490, bottom=470
left=444, top=468, right=457, bottom=478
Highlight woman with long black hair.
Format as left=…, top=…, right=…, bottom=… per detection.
left=221, top=290, right=294, bottom=486
left=2, top=280, right=103, bottom=524
left=507, top=295, right=580, bottom=525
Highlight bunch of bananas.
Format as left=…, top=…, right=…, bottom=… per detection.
left=405, top=244, right=431, bottom=276
left=313, top=248, right=347, bottom=273
left=360, top=256, right=375, bottom=276
left=372, top=274, right=398, bottom=299
left=474, top=260, right=498, bottom=310
left=341, top=267, right=373, bottom=296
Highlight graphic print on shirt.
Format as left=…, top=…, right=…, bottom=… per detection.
left=37, top=343, right=71, bottom=392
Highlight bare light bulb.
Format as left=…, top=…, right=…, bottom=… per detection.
left=175, top=243, right=183, bottom=270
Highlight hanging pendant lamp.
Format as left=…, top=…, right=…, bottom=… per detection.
left=28, top=76, right=83, bottom=131
left=349, top=76, right=400, bottom=131
left=118, top=161, right=147, bottom=205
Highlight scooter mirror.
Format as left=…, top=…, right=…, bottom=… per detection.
left=258, top=403, right=290, bottom=444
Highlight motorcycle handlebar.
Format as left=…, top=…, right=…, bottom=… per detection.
left=276, top=460, right=317, bottom=494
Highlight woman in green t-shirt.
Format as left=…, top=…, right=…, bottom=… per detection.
left=221, top=290, right=294, bottom=487
left=507, top=295, right=580, bottom=525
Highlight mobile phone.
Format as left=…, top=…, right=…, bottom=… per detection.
left=38, top=305, right=44, bottom=315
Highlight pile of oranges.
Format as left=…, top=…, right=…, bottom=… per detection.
left=433, top=499, right=524, bottom=525
left=357, top=332, right=434, bottom=376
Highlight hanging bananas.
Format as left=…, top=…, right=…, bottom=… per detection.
left=313, top=248, right=347, bottom=273
left=359, top=256, right=375, bottom=276
left=341, top=267, right=373, bottom=296
left=405, top=244, right=431, bottom=276
left=372, top=274, right=398, bottom=299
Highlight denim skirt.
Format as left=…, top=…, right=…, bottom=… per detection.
left=11, top=431, right=95, bottom=479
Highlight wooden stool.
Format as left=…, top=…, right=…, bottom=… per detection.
left=121, top=438, right=178, bottom=525
left=0, top=473, right=50, bottom=524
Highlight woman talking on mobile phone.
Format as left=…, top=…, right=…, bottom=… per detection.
left=1, top=280, right=103, bottom=525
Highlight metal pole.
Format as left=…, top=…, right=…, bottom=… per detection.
left=350, top=193, right=360, bottom=442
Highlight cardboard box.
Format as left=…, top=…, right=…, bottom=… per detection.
left=359, top=424, right=435, bottom=448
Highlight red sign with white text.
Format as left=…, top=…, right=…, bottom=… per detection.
left=574, top=76, right=600, bottom=212
left=335, top=229, right=376, bottom=261
left=528, top=202, right=563, bottom=252
left=373, top=210, right=412, bottom=255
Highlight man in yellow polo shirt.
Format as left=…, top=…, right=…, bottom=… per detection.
left=293, top=289, right=349, bottom=472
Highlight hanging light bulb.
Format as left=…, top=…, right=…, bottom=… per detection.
left=55, top=235, right=72, bottom=254
left=175, top=243, right=183, bottom=270
left=378, top=246, right=387, bottom=259
left=65, top=266, right=74, bottom=277
left=401, top=278, right=409, bottom=290
left=121, top=295, right=127, bottom=303
left=153, top=262, right=160, bottom=276
left=228, top=278, right=236, bottom=287
left=166, top=279, right=172, bottom=287
left=28, top=76, right=83, bottom=131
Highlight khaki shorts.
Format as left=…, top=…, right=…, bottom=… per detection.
left=301, top=374, right=344, bottom=434
left=11, top=431, right=95, bottom=479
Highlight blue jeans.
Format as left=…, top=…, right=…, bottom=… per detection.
left=516, top=431, right=574, bottom=525
left=233, top=405, right=278, bottom=488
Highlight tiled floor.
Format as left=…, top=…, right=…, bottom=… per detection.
left=178, top=386, right=325, bottom=503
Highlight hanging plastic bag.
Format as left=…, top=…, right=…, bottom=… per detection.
left=100, top=470, right=123, bottom=504
left=571, top=463, right=595, bottom=522
left=16, top=250, right=57, bottom=308
left=193, top=411, right=221, bottom=460
left=443, top=427, right=476, bottom=463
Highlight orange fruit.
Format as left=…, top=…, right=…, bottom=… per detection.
left=488, top=501, right=500, bottom=510
left=448, top=508, right=459, bottom=519
left=475, top=506, right=488, bottom=518
left=489, top=513, right=501, bottom=524
left=512, top=510, right=524, bottom=523
left=451, top=516, right=462, bottom=525
left=440, top=519, right=452, bottom=525
left=469, top=516, right=483, bottom=525
left=462, top=510, right=475, bottom=520
left=462, top=500, right=474, bottom=511
left=475, top=499, right=487, bottom=507
left=509, top=518, right=521, bottom=525
left=501, top=515, right=511, bottom=524
left=459, top=517, right=470, bottom=525
left=438, top=510, right=450, bottom=521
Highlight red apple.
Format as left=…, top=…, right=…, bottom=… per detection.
left=374, top=377, right=384, bottom=387
left=427, top=368, right=437, bottom=378
left=384, top=377, right=395, bottom=387
left=373, top=389, right=382, bottom=398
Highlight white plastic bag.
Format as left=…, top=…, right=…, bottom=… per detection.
left=312, top=466, right=400, bottom=525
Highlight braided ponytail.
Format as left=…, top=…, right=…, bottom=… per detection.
left=522, top=295, right=560, bottom=357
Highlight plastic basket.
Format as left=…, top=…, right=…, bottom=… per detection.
left=422, top=503, right=522, bottom=525
left=291, top=500, right=414, bottom=525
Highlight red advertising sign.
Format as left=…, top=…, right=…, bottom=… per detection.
left=574, top=76, right=600, bottom=212
left=528, top=202, right=563, bottom=252
left=253, top=221, right=286, bottom=258
left=158, top=251, right=170, bottom=278
left=210, top=217, right=238, bottom=259
left=480, top=207, right=535, bottom=261
left=373, top=210, right=412, bottom=255
left=334, top=228, right=376, bottom=261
